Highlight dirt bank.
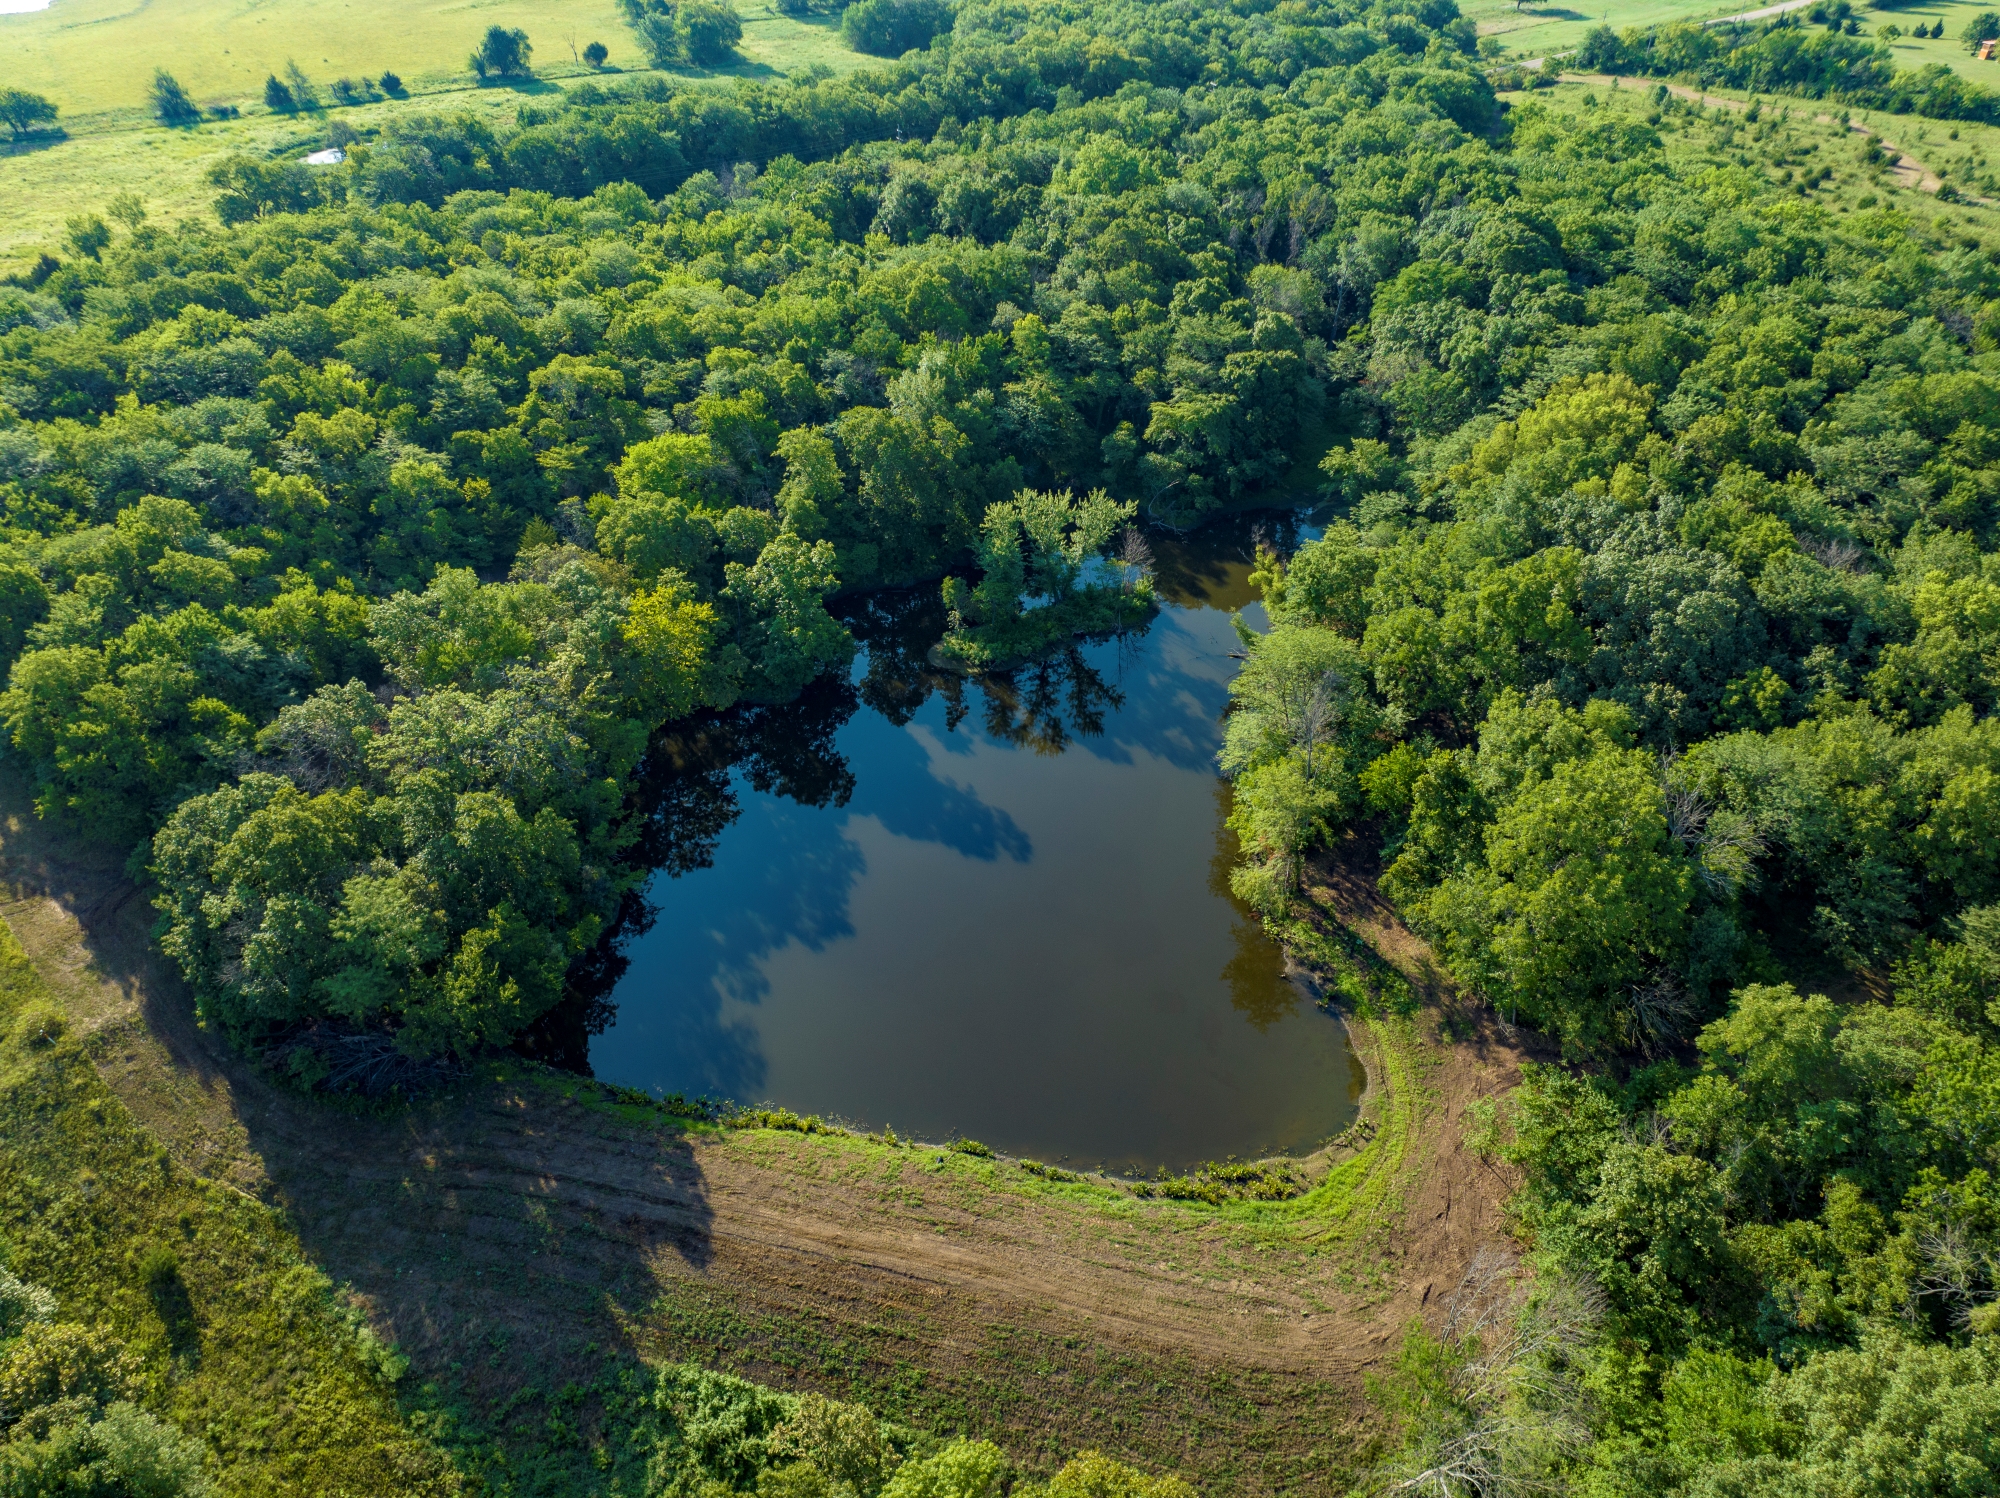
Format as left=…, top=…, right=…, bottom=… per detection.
left=0, top=781, right=1532, bottom=1492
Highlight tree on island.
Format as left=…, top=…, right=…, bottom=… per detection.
left=0, top=87, right=59, bottom=142
left=937, top=488, right=1151, bottom=671
left=470, top=26, right=534, bottom=78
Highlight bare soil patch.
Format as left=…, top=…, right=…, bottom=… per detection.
left=0, top=776, right=1534, bottom=1491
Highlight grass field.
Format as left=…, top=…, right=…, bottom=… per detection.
left=0, top=0, right=865, bottom=116
left=1477, top=0, right=2000, bottom=74
left=1468, top=0, right=1740, bottom=61
left=1864, top=0, right=2000, bottom=82
left=0, top=913, right=462, bottom=1493
left=1520, top=74, right=2000, bottom=237
left=0, top=0, right=869, bottom=276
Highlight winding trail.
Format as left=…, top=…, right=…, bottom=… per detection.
left=1557, top=72, right=1970, bottom=197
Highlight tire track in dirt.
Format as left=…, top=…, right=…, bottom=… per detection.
left=0, top=779, right=1533, bottom=1489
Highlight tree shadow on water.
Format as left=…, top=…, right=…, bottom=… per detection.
left=521, top=674, right=861, bottom=1074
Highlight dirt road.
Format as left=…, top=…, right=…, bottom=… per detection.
left=1557, top=73, right=1970, bottom=196
left=0, top=787, right=1530, bottom=1490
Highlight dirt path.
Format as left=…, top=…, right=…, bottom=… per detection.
left=0, top=780, right=1532, bottom=1489
left=1557, top=72, right=1968, bottom=196
left=1708, top=0, right=1816, bottom=24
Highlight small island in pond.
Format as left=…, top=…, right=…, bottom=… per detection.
left=932, top=488, right=1157, bottom=672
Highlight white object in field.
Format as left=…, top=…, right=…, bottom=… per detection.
left=0, top=0, right=54, bottom=15
left=303, top=147, right=346, bottom=166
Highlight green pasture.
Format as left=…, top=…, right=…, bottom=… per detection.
left=0, top=0, right=869, bottom=276
left=0, top=0, right=865, bottom=117
left=1469, top=0, right=1750, bottom=59
left=1, top=0, right=630, bottom=116
left=1864, top=0, right=2000, bottom=82
left=0, top=84, right=512, bottom=275
left=1476, top=0, right=2000, bottom=71
left=0, top=0, right=864, bottom=116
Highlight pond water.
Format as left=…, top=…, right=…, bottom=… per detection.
left=583, top=512, right=1365, bottom=1174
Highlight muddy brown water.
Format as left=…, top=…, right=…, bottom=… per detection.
left=587, top=513, right=1365, bottom=1174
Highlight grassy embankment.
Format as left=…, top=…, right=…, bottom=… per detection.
left=0, top=752, right=1447, bottom=1496
left=0, top=0, right=868, bottom=276
left=0, top=915, right=462, bottom=1494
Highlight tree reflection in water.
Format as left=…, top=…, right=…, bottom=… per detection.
left=1207, top=780, right=1298, bottom=1032
left=521, top=583, right=1140, bottom=1071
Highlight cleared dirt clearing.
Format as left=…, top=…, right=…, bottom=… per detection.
left=0, top=776, right=1531, bottom=1490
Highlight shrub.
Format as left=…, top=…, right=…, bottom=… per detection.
left=678, top=2, right=745, bottom=65
left=0, top=1403, right=216, bottom=1498
left=149, top=71, right=201, bottom=127
left=583, top=40, right=608, bottom=67
left=136, top=1245, right=179, bottom=1291
left=0, top=1322, right=141, bottom=1416
left=879, top=1438, right=1005, bottom=1498
left=839, top=0, right=952, bottom=56
left=0, top=1268, right=56, bottom=1340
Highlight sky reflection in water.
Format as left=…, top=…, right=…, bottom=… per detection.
left=589, top=518, right=1364, bottom=1172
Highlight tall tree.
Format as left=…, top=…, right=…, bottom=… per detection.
left=150, top=70, right=201, bottom=126
left=470, top=25, right=533, bottom=78
left=0, top=87, right=58, bottom=141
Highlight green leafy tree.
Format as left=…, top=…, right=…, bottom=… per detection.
left=839, top=0, right=953, bottom=57
left=149, top=71, right=201, bottom=127
left=470, top=25, right=533, bottom=78
left=0, top=87, right=58, bottom=141
left=676, top=2, right=744, bottom=64
left=62, top=214, right=110, bottom=262
left=1433, top=747, right=1694, bottom=1054
left=722, top=532, right=853, bottom=700
left=282, top=60, right=318, bottom=107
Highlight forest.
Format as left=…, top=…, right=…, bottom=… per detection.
left=0, top=0, right=1996, bottom=1489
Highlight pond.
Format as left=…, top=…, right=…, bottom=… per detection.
left=582, top=511, right=1366, bottom=1174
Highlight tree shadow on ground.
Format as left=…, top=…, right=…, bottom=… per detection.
left=1, top=131, right=69, bottom=157
left=0, top=763, right=715, bottom=1417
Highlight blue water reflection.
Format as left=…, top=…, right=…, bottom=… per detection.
left=590, top=515, right=1362, bottom=1172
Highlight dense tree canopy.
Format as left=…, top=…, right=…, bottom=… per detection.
left=1, top=0, right=1998, bottom=1488
left=0, top=0, right=1496, bottom=1068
